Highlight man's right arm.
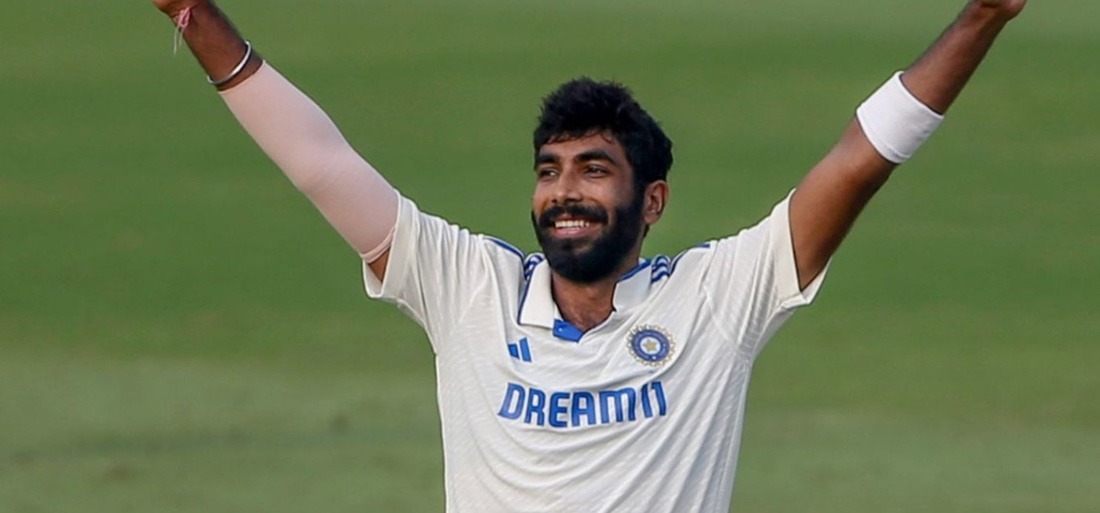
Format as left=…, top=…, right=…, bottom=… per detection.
left=153, top=0, right=395, bottom=280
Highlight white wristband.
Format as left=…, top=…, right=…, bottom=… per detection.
left=856, top=72, right=944, bottom=164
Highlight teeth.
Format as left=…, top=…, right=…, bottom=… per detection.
left=555, top=220, right=591, bottom=229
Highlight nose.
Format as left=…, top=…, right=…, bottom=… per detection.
left=551, top=168, right=584, bottom=204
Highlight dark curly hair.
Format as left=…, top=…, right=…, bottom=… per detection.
left=533, top=78, right=673, bottom=190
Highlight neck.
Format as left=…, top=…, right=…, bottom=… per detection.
left=550, top=254, right=639, bottom=332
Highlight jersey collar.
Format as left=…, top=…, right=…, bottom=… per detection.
left=517, top=258, right=652, bottom=331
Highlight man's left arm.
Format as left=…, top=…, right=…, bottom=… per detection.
left=789, top=0, right=1027, bottom=290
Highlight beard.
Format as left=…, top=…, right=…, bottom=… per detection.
left=532, top=193, right=645, bottom=284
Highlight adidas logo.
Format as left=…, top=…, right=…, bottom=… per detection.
left=507, top=338, right=532, bottom=363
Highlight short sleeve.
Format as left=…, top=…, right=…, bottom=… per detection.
left=362, top=195, right=496, bottom=348
left=700, top=190, right=828, bottom=358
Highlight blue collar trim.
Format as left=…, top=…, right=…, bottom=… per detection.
left=552, top=319, right=584, bottom=342
left=619, top=259, right=651, bottom=281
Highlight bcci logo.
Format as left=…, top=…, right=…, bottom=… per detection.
left=628, top=325, right=674, bottom=367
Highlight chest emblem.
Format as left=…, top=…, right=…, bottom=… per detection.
left=628, top=325, right=675, bottom=367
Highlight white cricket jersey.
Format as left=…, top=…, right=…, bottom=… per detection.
left=364, top=191, right=826, bottom=513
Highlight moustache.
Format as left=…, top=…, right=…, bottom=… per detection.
left=537, top=203, right=610, bottom=229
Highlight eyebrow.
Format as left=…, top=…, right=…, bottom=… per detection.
left=534, top=149, right=621, bottom=168
left=535, top=153, right=558, bottom=167
left=575, top=150, right=620, bottom=167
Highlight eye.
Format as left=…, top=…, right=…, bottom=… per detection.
left=585, top=165, right=609, bottom=176
left=535, top=167, right=557, bottom=180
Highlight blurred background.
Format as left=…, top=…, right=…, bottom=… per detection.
left=1, top=0, right=1097, bottom=511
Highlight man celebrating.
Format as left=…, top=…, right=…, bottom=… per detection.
left=153, top=0, right=1026, bottom=511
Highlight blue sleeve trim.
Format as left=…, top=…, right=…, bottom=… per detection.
left=487, top=237, right=525, bottom=260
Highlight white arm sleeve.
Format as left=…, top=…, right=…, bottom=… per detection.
left=218, top=62, right=398, bottom=261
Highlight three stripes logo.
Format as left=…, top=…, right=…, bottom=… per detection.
left=507, top=337, right=533, bottom=363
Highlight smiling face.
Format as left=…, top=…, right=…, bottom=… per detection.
left=531, top=132, right=667, bottom=284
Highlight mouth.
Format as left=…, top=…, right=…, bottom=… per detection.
left=537, top=203, right=609, bottom=241
left=550, top=216, right=603, bottom=238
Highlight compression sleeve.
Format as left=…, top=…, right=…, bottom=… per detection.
left=218, top=62, right=398, bottom=262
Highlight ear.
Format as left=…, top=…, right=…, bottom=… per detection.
left=642, top=180, right=669, bottom=226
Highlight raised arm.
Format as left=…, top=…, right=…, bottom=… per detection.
left=788, top=0, right=1027, bottom=289
left=153, top=0, right=397, bottom=280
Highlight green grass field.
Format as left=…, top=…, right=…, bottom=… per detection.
left=2, top=0, right=1098, bottom=511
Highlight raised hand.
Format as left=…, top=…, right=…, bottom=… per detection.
left=150, top=0, right=259, bottom=89
left=975, top=0, right=1028, bottom=20
left=152, top=0, right=206, bottom=16
left=152, top=0, right=205, bottom=17
left=153, top=0, right=208, bottom=52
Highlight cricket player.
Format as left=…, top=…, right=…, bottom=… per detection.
left=153, top=0, right=1027, bottom=511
